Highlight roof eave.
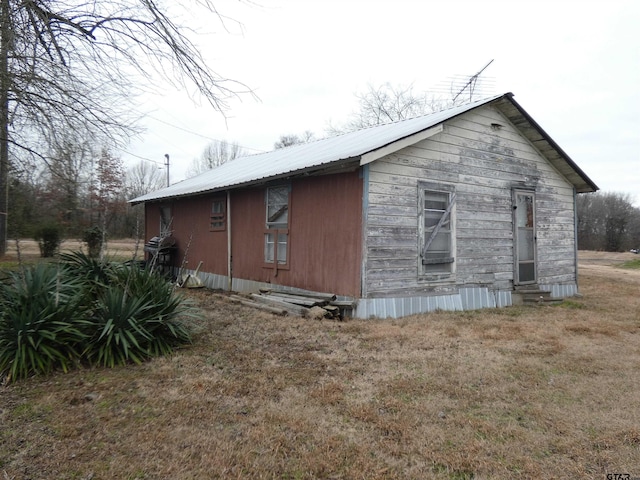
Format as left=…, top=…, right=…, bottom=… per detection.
left=128, top=157, right=362, bottom=205
left=497, top=93, right=599, bottom=194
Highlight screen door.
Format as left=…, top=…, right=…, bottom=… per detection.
left=514, top=190, right=536, bottom=284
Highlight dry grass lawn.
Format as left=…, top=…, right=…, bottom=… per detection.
left=1, top=249, right=640, bottom=479
left=1, top=239, right=139, bottom=264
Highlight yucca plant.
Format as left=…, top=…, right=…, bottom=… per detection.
left=86, top=287, right=156, bottom=367
left=86, top=266, right=193, bottom=367
left=0, top=264, right=89, bottom=382
left=59, top=251, right=119, bottom=292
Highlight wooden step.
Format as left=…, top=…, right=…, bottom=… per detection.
left=512, top=289, right=561, bottom=306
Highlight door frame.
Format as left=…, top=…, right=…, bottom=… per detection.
left=512, top=189, right=537, bottom=286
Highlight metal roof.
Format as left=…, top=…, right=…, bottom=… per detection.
left=130, top=92, right=597, bottom=204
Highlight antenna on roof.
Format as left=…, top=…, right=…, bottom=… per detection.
left=452, top=59, right=495, bottom=104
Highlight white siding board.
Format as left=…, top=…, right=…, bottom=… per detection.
left=367, top=257, right=417, bottom=269
left=403, top=137, right=555, bottom=172
left=367, top=247, right=415, bottom=258
left=457, top=227, right=513, bottom=239
left=367, top=193, right=416, bottom=207
left=364, top=104, right=578, bottom=298
left=367, top=204, right=416, bottom=217
left=367, top=214, right=416, bottom=227
left=367, top=225, right=418, bottom=236
left=367, top=235, right=419, bottom=247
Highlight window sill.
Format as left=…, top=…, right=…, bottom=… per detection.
left=263, top=263, right=290, bottom=271
left=418, top=274, right=456, bottom=284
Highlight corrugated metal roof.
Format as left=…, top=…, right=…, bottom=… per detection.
left=130, top=92, right=597, bottom=204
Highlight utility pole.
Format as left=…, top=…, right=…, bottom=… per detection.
left=0, top=0, right=10, bottom=256
left=164, top=153, right=170, bottom=187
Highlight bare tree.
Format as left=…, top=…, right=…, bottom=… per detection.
left=120, top=159, right=167, bottom=239
left=577, top=191, right=640, bottom=251
left=274, top=131, right=315, bottom=149
left=327, top=83, right=454, bottom=135
left=0, top=0, right=252, bottom=255
left=126, top=160, right=166, bottom=200
left=43, top=136, right=95, bottom=234
left=186, top=139, right=245, bottom=178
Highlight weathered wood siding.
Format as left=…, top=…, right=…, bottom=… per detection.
left=364, top=104, right=576, bottom=298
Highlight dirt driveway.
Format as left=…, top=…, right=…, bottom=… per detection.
left=578, top=250, right=640, bottom=284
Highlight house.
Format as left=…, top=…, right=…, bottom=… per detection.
left=130, top=92, right=598, bottom=318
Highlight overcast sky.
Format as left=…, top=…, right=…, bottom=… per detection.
left=125, top=0, right=640, bottom=204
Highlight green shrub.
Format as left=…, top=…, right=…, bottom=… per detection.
left=86, top=267, right=192, bottom=367
left=0, top=253, right=196, bottom=382
left=59, top=251, right=118, bottom=296
left=34, top=224, right=62, bottom=258
left=0, top=264, right=89, bottom=382
left=82, top=226, right=104, bottom=258
left=119, top=267, right=193, bottom=356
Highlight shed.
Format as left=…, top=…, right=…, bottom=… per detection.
left=130, top=92, right=598, bottom=318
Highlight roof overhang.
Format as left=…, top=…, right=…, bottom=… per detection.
left=129, top=92, right=598, bottom=205
left=492, top=93, right=598, bottom=193
left=359, top=124, right=444, bottom=166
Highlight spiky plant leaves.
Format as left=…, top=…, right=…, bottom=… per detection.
left=86, top=267, right=193, bottom=368
left=1, top=253, right=197, bottom=381
left=58, top=251, right=120, bottom=296
left=0, top=264, right=90, bottom=382
left=88, top=287, right=155, bottom=367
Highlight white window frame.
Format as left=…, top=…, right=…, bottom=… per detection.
left=264, top=185, right=290, bottom=268
left=418, top=182, right=456, bottom=280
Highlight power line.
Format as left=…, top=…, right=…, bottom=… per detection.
left=146, top=114, right=267, bottom=153
left=119, top=149, right=163, bottom=165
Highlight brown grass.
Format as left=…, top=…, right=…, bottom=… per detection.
left=1, top=252, right=640, bottom=479
left=2, top=238, right=140, bottom=264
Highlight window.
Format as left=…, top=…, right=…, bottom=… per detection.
left=265, top=185, right=289, bottom=266
left=418, top=183, right=455, bottom=278
left=160, top=205, right=172, bottom=237
left=210, top=199, right=226, bottom=231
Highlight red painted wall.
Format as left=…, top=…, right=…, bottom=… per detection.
left=286, top=172, right=363, bottom=296
left=144, top=194, right=228, bottom=275
left=144, top=170, right=364, bottom=297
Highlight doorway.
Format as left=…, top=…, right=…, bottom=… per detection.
left=513, top=190, right=536, bottom=285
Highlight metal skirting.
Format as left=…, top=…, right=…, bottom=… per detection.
left=197, top=271, right=229, bottom=291
left=354, top=284, right=578, bottom=319
left=539, top=283, right=578, bottom=298
left=355, top=295, right=463, bottom=319
left=188, top=271, right=578, bottom=320
left=354, top=287, right=512, bottom=319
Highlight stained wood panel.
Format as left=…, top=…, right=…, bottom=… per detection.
left=229, top=172, right=363, bottom=297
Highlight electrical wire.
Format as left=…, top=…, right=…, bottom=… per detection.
left=146, top=114, right=267, bottom=153
left=119, top=149, right=163, bottom=165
